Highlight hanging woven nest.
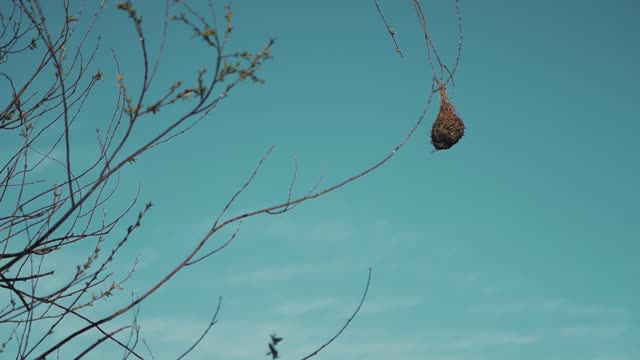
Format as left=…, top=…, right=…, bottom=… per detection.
left=431, top=86, right=465, bottom=150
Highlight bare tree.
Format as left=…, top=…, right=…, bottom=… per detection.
left=0, top=0, right=464, bottom=358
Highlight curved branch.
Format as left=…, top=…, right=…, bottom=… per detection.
left=301, top=268, right=372, bottom=360
left=176, top=296, right=222, bottom=360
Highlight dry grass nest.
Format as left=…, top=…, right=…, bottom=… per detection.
left=431, top=87, right=465, bottom=150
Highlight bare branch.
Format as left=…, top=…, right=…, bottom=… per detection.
left=301, top=268, right=372, bottom=360
left=73, top=326, right=131, bottom=360
left=373, top=0, right=403, bottom=57
left=176, top=296, right=222, bottom=360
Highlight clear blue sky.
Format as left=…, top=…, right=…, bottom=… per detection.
left=6, top=0, right=639, bottom=359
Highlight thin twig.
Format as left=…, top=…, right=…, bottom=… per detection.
left=177, top=297, right=222, bottom=359
left=301, top=268, right=372, bottom=360
left=373, top=0, right=403, bottom=57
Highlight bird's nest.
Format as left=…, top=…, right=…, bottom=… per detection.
left=431, top=86, right=465, bottom=150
